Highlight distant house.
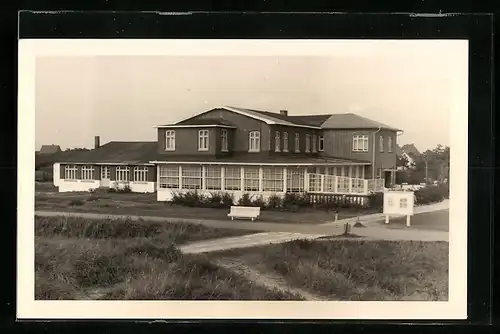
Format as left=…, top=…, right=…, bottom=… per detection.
left=38, top=145, right=62, bottom=155
left=52, top=106, right=403, bottom=199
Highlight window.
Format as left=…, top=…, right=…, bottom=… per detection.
left=221, top=129, right=228, bottom=152
left=352, top=135, right=369, bottom=152
left=205, top=166, right=222, bottom=190
left=312, top=134, right=317, bottom=152
left=294, top=133, right=300, bottom=152
left=400, top=198, right=408, bottom=208
left=325, top=175, right=335, bottom=192
left=379, top=135, right=384, bottom=152
left=224, top=167, right=241, bottom=190
left=283, top=132, right=289, bottom=152
left=263, top=167, right=284, bottom=192
left=275, top=131, right=281, bottom=152
left=165, top=130, right=175, bottom=151
left=319, top=136, right=324, bottom=151
left=101, top=166, right=110, bottom=179
left=244, top=167, right=260, bottom=191
left=159, top=166, right=179, bottom=188
left=388, top=136, right=393, bottom=152
left=182, top=166, right=202, bottom=190
left=286, top=168, right=305, bottom=192
left=116, top=166, right=130, bottom=182
left=305, top=134, right=311, bottom=152
left=64, top=165, right=78, bottom=180
left=198, top=130, right=209, bottom=151
left=81, top=165, right=94, bottom=180
left=309, top=174, right=321, bottom=192
left=249, top=131, right=260, bottom=152
left=134, top=166, right=148, bottom=182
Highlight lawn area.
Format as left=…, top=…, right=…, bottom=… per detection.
left=35, top=215, right=301, bottom=300
left=35, top=190, right=380, bottom=224
left=209, top=239, right=449, bottom=301
left=374, top=210, right=449, bottom=232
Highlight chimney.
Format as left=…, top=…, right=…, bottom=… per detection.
left=94, top=136, right=100, bottom=149
left=280, top=109, right=288, bottom=116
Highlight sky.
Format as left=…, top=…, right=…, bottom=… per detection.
left=35, top=44, right=464, bottom=152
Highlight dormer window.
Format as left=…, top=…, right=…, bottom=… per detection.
left=295, top=133, right=300, bottom=152
left=275, top=131, right=281, bottom=152
left=249, top=131, right=260, bottom=152
left=319, top=136, right=324, bottom=151
left=379, top=135, right=384, bottom=153
left=388, top=136, right=393, bottom=152
left=283, top=132, right=289, bottom=152
left=221, top=129, right=228, bottom=152
left=305, top=134, right=311, bottom=153
left=312, top=134, right=317, bottom=152
left=198, top=130, right=209, bottom=151
left=165, top=130, right=176, bottom=151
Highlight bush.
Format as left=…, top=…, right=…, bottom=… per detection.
left=237, top=193, right=254, bottom=206
left=252, top=195, right=267, bottom=209
left=221, top=192, right=234, bottom=208
left=68, top=199, right=85, bottom=206
left=180, top=191, right=206, bottom=207
left=282, top=193, right=309, bottom=209
left=414, top=185, right=447, bottom=205
left=368, top=192, right=384, bottom=210
left=266, top=194, right=282, bottom=210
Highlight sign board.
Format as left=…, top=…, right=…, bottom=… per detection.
left=383, top=190, right=415, bottom=216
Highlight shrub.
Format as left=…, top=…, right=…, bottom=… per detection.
left=237, top=193, right=254, bottom=206
left=68, top=199, right=85, bottom=206
left=181, top=190, right=206, bottom=207
left=266, top=194, right=282, bottom=210
left=414, top=185, right=446, bottom=205
left=252, top=195, right=267, bottom=209
left=221, top=192, right=234, bottom=208
left=368, top=192, right=384, bottom=210
left=283, top=193, right=310, bottom=209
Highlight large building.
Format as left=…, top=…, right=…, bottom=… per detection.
left=53, top=106, right=401, bottom=201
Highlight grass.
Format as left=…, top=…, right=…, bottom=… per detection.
left=209, top=239, right=449, bottom=301
left=35, top=216, right=302, bottom=300
left=35, top=191, right=379, bottom=224
left=35, top=215, right=253, bottom=243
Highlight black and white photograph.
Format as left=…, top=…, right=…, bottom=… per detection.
left=18, top=38, right=468, bottom=320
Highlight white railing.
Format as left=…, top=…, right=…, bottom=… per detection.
left=307, top=174, right=384, bottom=195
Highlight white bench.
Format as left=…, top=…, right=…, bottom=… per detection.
left=227, top=206, right=261, bottom=221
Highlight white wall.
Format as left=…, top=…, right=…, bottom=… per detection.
left=157, top=189, right=286, bottom=202
left=58, top=179, right=101, bottom=192
left=110, top=181, right=156, bottom=193
left=53, top=163, right=60, bottom=187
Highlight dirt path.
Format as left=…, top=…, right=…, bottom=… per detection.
left=216, top=258, right=326, bottom=301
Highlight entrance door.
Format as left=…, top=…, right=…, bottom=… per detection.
left=384, top=170, right=392, bottom=188
left=100, top=166, right=111, bottom=187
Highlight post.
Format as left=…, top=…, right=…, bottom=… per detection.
left=348, top=178, right=353, bottom=193
left=258, top=167, right=263, bottom=192
left=283, top=167, right=287, bottom=193
left=178, top=165, right=183, bottom=189
left=202, top=165, right=206, bottom=190
left=221, top=166, right=225, bottom=191
left=304, top=168, right=310, bottom=192
left=334, top=176, right=338, bottom=193
left=385, top=215, right=389, bottom=224
left=320, top=174, right=325, bottom=192
left=240, top=167, right=244, bottom=191
left=406, top=215, right=411, bottom=227
left=363, top=179, right=368, bottom=194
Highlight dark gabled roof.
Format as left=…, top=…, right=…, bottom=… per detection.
left=39, top=145, right=62, bottom=155
left=320, top=113, right=400, bottom=131
left=59, top=141, right=158, bottom=164
left=164, top=105, right=401, bottom=131
left=150, top=153, right=371, bottom=165
left=165, top=118, right=237, bottom=127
